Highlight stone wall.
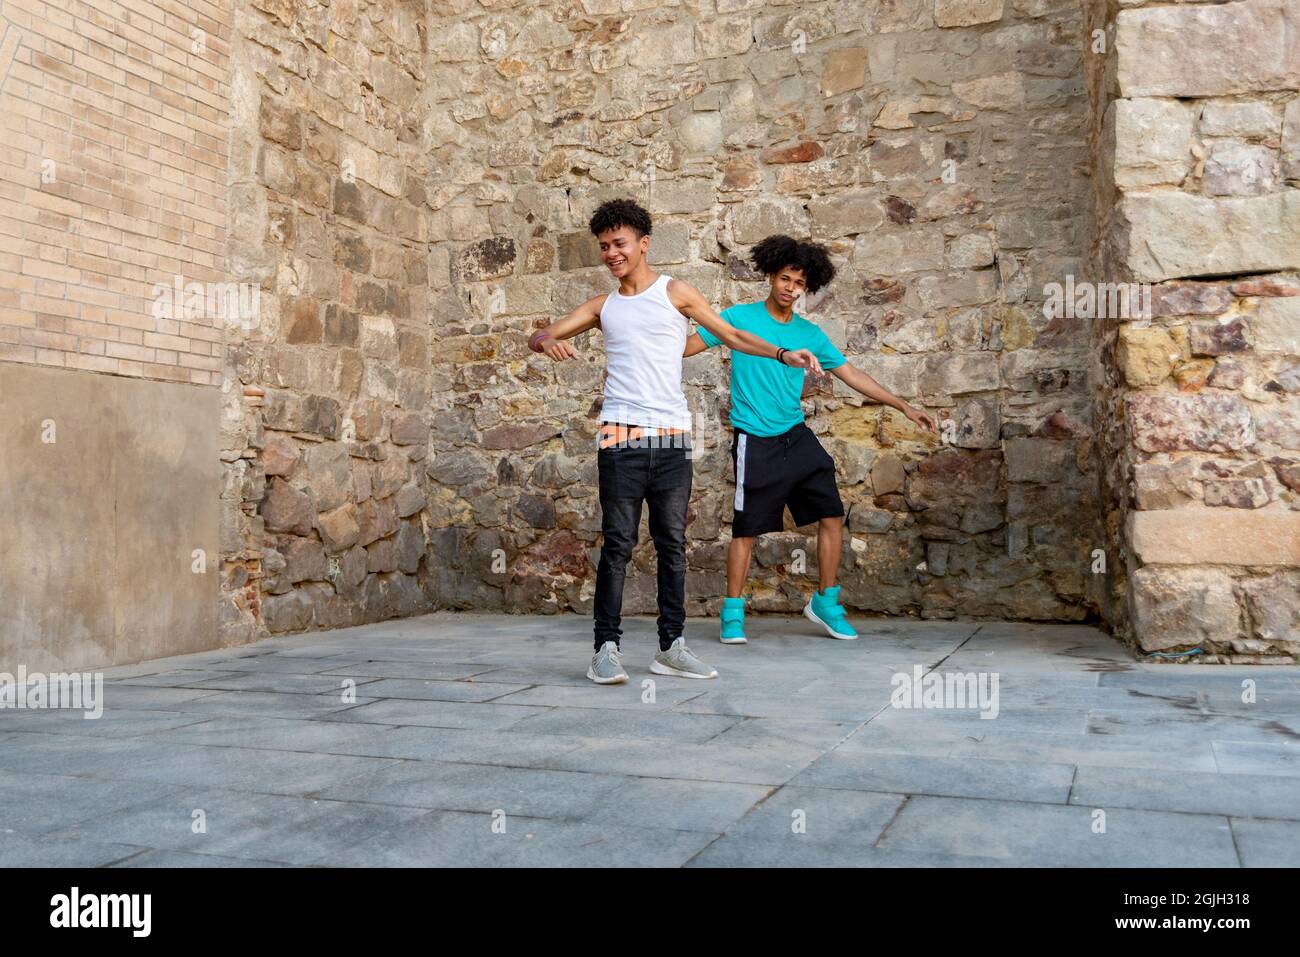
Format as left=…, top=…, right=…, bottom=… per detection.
left=1092, top=0, right=1300, bottom=660
left=218, top=0, right=437, bottom=643
left=423, top=0, right=1101, bottom=627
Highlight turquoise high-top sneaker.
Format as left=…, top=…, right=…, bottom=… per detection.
left=720, top=597, right=748, bottom=644
left=804, top=585, right=858, bottom=640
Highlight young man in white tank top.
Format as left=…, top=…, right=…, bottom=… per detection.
left=529, top=199, right=823, bottom=685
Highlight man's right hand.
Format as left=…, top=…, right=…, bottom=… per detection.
left=782, top=348, right=823, bottom=374
left=531, top=296, right=604, bottom=361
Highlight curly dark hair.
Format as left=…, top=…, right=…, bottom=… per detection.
left=750, top=234, right=836, bottom=293
left=589, top=199, right=653, bottom=238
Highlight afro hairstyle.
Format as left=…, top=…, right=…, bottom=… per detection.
left=750, top=234, right=836, bottom=294
left=589, top=198, right=653, bottom=238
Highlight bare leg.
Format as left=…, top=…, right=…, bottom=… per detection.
left=817, top=517, right=843, bottom=592
left=727, top=536, right=756, bottom=598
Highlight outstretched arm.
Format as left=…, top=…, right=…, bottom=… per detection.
left=668, top=280, right=821, bottom=372
left=832, top=363, right=937, bottom=431
left=528, top=296, right=605, bottom=361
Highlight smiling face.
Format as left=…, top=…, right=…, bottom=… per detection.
left=596, top=225, right=649, bottom=280
left=768, top=265, right=807, bottom=309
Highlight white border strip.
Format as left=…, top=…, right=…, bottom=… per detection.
left=734, top=433, right=747, bottom=512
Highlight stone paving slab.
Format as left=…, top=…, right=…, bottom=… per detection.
left=492, top=682, right=709, bottom=712
left=839, top=724, right=1222, bottom=774
left=1210, top=740, right=1300, bottom=777
left=0, top=706, right=213, bottom=738
left=330, top=677, right=531, bottom=702
left=687, top=835, right=1009, bottom=868
left=544, top=736, right=823, bottom=786
left=85, top=742, right=405, bottom=799
left=0, top=835, right=145, bottom=868
left=156, top=716, right=590, bottom=768
left=877, top=796, right=1241, bottom=867
left=0, top=770, right=184, bottom=835
left=583, top=777, right=771, bottom=834
left=116, top=669, right=258, bottom=687
left=44, top=788, right=432, bottom=867
left=345, top=810, right=720, bottom=868
left=508, top=705, right=743, bottom=743
left=318, top=697, right=549, bottom=731
left=166, top=686, right=379, bottom=717
left=317, top=760, right=629, bottom=820
left=1086, top=708, right=1300, bottom=745
left=1, top=611, right=1297, bottom=867
left=318, top=661, right=494, bottom=681
left=704, top=717, right=858, bottom=752
left=1069, top=765, right=1300, bottom=819
left=152, top=715, right=407, bottom=754
left=110, top=849, right=293, bottom=868
left=181, top=672, right=385, bottom=695
left=793, top=751, right=1077, bottom=804
left=1229, top=818, right=1300, bottom=867
left=152, top=655, right=351, bottom=675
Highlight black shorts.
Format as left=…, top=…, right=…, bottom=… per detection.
left=730, top=423, right=845, bottom=537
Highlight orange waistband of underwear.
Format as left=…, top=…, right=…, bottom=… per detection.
left=597, top=422, right=689, bottom=449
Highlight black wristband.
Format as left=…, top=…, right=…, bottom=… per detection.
left=776, top=347, right=787, bottom=364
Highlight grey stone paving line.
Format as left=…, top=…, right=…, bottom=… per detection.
left=2, top=613, right=1298, bottom=866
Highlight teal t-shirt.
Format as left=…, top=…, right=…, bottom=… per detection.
left=698, top=300, right=846, bottom=437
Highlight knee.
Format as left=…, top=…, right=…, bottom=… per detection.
left=650, top=531, right=685, bottom=559
left=600, top=530, right=637, bottom=563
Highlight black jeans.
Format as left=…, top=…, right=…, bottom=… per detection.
left=593, top=438, right=692, bottom=652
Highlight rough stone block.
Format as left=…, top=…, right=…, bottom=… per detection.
left=262, top=479, right=315, bottom=536
left=1129, top=508, right=1300, bottom=566
left=1116, top=1, right=1300, bottom=98
left=1242, top=572, right=1300, bottom=642
left=1127, top=394, right=1253, bottom=452
left=1118, top=190, right=1300, bottom=283
left=1130, top=565, right=1241, bottom=651
left=1252, top=297, right=1300, bottom=354
left=1117, top=326, right=1179, bottom=386
left=731, top=197, right=809, bottom=243
left=1111, top=98, right=1194, bottom=189
left=935, top=0, right=1005, bottom=28
left=821, top=48, right=868, bottom=97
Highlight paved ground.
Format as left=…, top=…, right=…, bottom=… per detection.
left=1, top=612, right=1297, bottom=867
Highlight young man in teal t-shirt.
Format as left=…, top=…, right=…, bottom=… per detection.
left=685, top=235, right=936, bottom=643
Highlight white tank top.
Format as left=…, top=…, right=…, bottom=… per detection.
left=598, top=273, right=692, bottom=431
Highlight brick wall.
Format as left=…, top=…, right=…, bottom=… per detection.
left=0, top=0, right=231, bottom=385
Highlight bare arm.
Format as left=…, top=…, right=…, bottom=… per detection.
left=668, top=280, right=821, bottom=372
left=682, top=332, right=709, bottom=358
left=529, top=296, right=605, bottom=361
left=831, top=363, right=936, bottom=431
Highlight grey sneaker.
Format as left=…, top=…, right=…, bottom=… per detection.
left=651, top=638, right=718, bottom=679
left=587, top=641, right=629, bottom=685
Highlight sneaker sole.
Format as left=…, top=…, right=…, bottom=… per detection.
left=720, top=634, right=748, bottom=644
left=586, top=667, right=629, bottom=685
left=803, top=602, right=858, bottom=640
left=649, top=659, right=718, bottom=679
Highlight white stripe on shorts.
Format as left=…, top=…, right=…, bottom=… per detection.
left=734, top=433, right=747, bottom=512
